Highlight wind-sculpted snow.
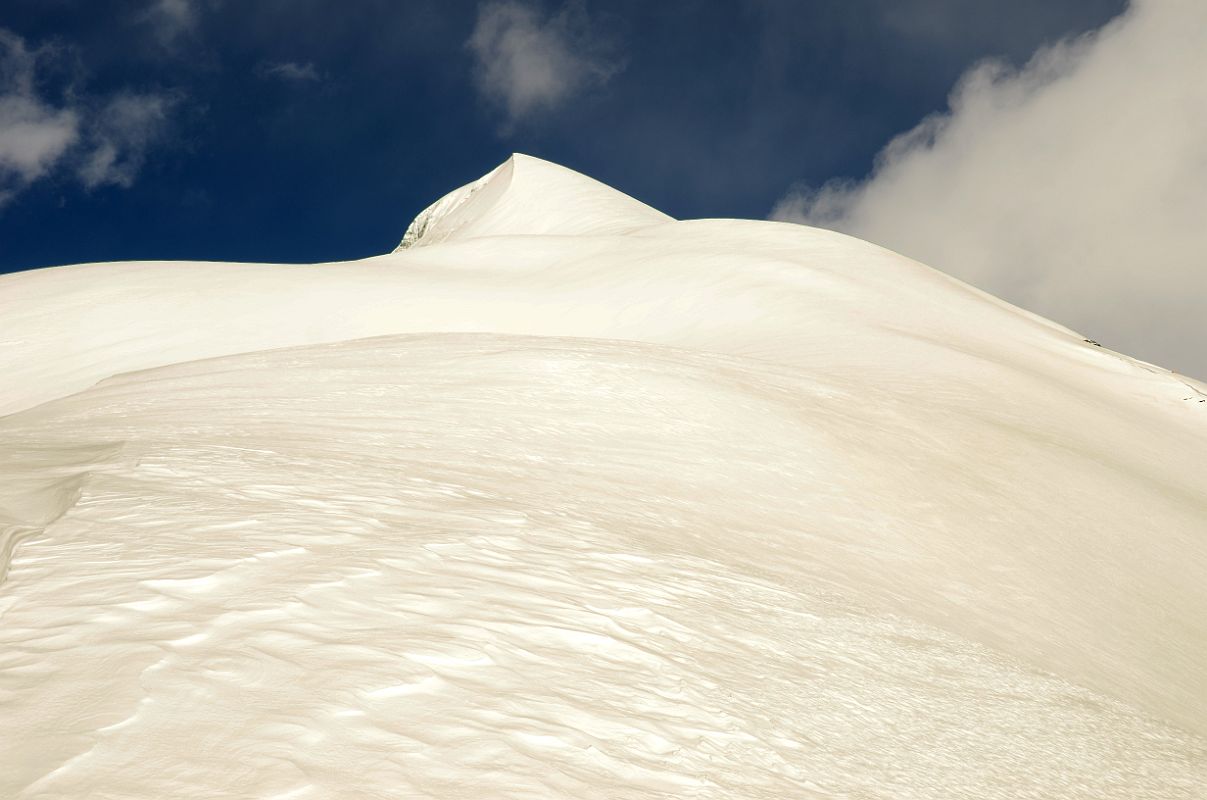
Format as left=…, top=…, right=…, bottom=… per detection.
left=1, top=156, right=1206, bottom=797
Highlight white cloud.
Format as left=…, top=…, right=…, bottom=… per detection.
left=0, top=30, right=80, bottom=204
left=773, top=0, right=1207, bottom=380
left=0, top=96, right=79, bottom=186
left=0, top=28, right=175, bottom=207
left=258, top=61, right=321, bottom=82
left=467, top=0, right=621, bottom=127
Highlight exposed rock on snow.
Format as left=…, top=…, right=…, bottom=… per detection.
left=1, top=155, right=1205, bottom=798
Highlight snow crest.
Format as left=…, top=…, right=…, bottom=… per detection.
left=395, top=154, right=672, bottom=250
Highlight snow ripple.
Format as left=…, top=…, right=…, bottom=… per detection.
left=1, top=334, right=1204, bottom=798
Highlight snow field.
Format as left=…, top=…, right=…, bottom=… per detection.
left=2, top=155, right=1205, bottom=797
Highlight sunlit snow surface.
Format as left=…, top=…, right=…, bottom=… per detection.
left=2, top=156, right=1206, bottom=797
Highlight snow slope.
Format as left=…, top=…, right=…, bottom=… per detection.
left=2, top=154, right=1206, bottom=798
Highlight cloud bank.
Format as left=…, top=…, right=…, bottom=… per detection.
left=467, top=1, right=621, bottom=128
left=0, top=29, right=175, bottom=207
left=773, top=0, right=1207, bottom=380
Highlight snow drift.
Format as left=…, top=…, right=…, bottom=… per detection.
left=1, top=154, right=1205, bottom=798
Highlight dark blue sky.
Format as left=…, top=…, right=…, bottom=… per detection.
left=0, top=0, right=1125, bottom=275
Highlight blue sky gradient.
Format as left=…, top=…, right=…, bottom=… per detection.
left=0, top=0, right=1125, bottom=274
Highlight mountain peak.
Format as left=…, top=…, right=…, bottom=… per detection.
left=395, top=154, right=672, bottom=250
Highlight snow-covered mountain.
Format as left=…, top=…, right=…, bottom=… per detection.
left=2, top=155, right=1205, bottom=798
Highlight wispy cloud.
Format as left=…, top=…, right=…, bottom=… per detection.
left=78, top=92, right=177, bottom=189
left=258, top=61, right=321, bottom=82
left=142, top=0, right=199, bottom=46
left=0, top=28, right=176, bottom=207
left=772, top=0, right=1207, bottom=379
left=467, top=0, right=621, bottom=128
